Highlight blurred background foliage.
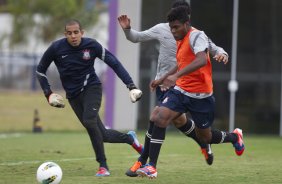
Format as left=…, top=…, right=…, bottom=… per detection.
left=0, top=0, right=107, bottom=47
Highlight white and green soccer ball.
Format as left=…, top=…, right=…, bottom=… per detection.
left=36, top=161, right=63, bottom=184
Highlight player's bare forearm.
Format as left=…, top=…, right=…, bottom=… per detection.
left=162, top=74, right=177, bottom=90
left=175, top=52, right=207, bottom=78
left=158, top=66, right=178, bottom=83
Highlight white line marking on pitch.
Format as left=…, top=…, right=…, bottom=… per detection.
left=0, top=154, right=182, bottom=166
left=0, top=157, right=95, bottom=166
left=0, top=133, right=24, bottom=139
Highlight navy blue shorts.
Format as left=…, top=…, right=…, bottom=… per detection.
left=159, top=88, right=215, bottom=129
left=156, top=86, right=167, bottom=103
left=155, top=86, right=175, bottom=105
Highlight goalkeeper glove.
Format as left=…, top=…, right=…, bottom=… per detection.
left=48, top=93, right=65, bottom=108
left=127, top=83, right=142, bottom=103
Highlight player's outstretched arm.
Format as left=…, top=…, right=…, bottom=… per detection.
left=99, top=46, right=142, bottom=103
left=118, top=15, right=131, bottom=29
left=208, top=38, right=229, bottom=64
left=36, top=44, right=65, bottom=108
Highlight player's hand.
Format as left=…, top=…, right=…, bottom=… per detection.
left=213, top=53, right=229, bottom=64
left=159, top=85, right=170, bottom=92
left=118, top=15, right=131, bottom=29
left=162, top=75, right=177, bottom=91
left=127, top=83, right=142, bottom=103
left=48, top=93, right=65, bottom=108
left=150, top=79, right=162, bottom=92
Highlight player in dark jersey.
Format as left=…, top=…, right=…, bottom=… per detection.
left=36, top=19, right=143, bottom=177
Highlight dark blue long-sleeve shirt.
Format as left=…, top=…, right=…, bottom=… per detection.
left=36, top=37, right=134, bottom=99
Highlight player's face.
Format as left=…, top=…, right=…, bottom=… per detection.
left=64, top=23, right=84, bottom=47
left=169, top=20, right=189, bottom=41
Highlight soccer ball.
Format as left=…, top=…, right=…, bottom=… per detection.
left=36, top=161, right=63, bottom=184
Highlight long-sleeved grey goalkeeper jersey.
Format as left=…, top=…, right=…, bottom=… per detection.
left=123, top=23, right=228, bottom=80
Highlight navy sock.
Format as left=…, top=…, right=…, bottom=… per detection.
left=97, top=116, right=132, bottom=144
left=178, top=119, right=206, bottom=149
left=139, top=121, right=154, bottom=165
left=211, top=129, right=237, bottom=144
left=148, top=125, right=166, bottom=168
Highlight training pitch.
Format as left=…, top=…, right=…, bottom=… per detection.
left=0, top=131, right=282, bottom=184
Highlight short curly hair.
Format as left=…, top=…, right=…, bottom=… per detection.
left=171, top=0, right=191, bottom=15
left=167, top=6, right=190, bottom=24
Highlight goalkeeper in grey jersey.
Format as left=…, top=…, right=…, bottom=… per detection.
left=118, top=6, right=228, bottom=177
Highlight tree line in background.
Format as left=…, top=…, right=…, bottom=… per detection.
left=0, top=0, right=108, bottom=47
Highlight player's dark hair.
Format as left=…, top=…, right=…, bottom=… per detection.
left=64, top=19, right=82, bottom=30
left=167, top=6, right=190, bottom=24
left=171, top=0, right=191, bottom=15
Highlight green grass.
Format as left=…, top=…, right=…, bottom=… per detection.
left=1, top=92, right=282, bottom=183
left=0, top=132, right=282, bottom=184
left=0, top=91, right=107, bottom=132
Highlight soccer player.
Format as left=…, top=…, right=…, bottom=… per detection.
left=135, top=6, right=245, bottom=179
left=36, top=19, right=143, bottom=177
left=118, top=1, right=228, bottom=177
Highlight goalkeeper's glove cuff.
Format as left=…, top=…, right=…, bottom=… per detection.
left=44, top=89, right=53, bottom=101
left=127, top=83, right=137, bottom=90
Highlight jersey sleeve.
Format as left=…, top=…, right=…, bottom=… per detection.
left=123, top=24, right=162, bottom=43
left=94, top=41, right=134, bottom=86
left=189, top=30, right=209, bottom=54
left=208, top=38, right=229, bottom=57
left=36, top=44, right=55, bottom=97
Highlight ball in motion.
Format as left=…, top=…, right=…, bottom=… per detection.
left=36, top=161, right=63, bottom=184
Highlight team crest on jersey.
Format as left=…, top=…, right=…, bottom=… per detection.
left=82, top=49, right=91, bottom=60
left=162, top=97, right=169, bottom=104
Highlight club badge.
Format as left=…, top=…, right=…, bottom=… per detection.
left=162, top=97, right=169, bottom=104
left=82, top=50, right=91, bottom=60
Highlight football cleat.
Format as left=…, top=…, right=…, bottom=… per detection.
left=136, top=164, right=157, bottom=179
left=232, top=128, right=245, bottom=156
left=127, top=131, right=144, bottom=154
left=201, top=144, right=214, bottom=165
left=95, top=167, right=110, bottom=177
left=125, top=161, right=143, bottom=177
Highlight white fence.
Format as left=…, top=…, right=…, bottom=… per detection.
left=0, top=52, right=61, bottom=91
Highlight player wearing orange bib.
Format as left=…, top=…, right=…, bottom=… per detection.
left=176, top=28, right=212, bottom=93
left=136, top=6, right=245, bottom=179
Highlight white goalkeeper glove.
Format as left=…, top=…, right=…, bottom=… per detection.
left=127, top=83, right=142, bottom=103
left=48, top=93, right=65, bottom=108
left=129, top=89, right=142, bottom=103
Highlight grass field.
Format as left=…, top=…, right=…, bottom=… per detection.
left=0, top=91, right=84, bottom=132
left=1, top=132, right=282, bottom=184
left=1, top=92, right=282, bottom=183
left=0, top=91, right=108, bottom=132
